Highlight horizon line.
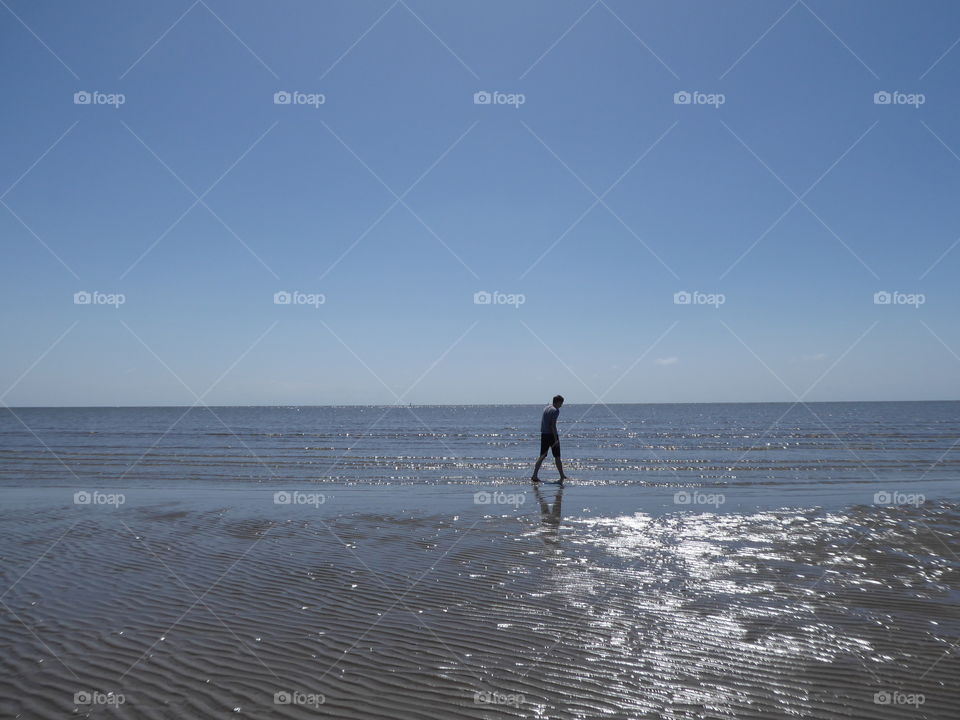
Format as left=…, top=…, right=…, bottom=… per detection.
left=3, top=398, right=959, bottom=410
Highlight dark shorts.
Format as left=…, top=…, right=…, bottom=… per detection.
left=539, top=433, right=560, bottom=457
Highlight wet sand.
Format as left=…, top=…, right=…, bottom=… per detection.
left=0, top=484, right=957, bottom=718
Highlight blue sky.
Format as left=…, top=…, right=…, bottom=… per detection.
left=2, top=0, right=960, bottom=406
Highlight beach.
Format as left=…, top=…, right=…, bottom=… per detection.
left=0, top=404, right=958, bottom=718
left=5, top=0, right=958, bottom=715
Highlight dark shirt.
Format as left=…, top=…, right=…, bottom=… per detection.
left=540, top=405, right=559, bottom=434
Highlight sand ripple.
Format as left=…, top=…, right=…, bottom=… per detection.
left=0, top=497, right=957, bottom=718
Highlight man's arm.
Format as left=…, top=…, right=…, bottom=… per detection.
left=552, top=415, right=559, bottom=445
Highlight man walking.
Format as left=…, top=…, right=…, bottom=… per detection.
left=532, top=395, right=567, bottom=482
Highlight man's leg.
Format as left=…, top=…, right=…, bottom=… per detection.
left=532, top=453, right=547, bottom=480
left=553, top=443, right=567, bottom=480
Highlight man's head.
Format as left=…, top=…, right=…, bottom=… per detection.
left=552, top=394, right=564, bottom=408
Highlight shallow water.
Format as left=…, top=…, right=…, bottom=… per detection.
left=1, top=402, right=958, bottom=488
left=0, top=404, right=958, bottom=718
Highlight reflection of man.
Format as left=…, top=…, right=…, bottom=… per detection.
left=532, top=395, right=567, bottom=482
left=533, top=483, right=563, bottom=544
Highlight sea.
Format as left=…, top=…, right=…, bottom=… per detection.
left=1, top=401, right=957, bottom=492
left=0, top=402, right=957, bottom=719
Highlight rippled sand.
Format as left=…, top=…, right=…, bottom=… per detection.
left=0, top=487, right=957, bottom=718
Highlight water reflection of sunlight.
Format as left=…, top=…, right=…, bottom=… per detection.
left=515, top=506, right=923, bottom=717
